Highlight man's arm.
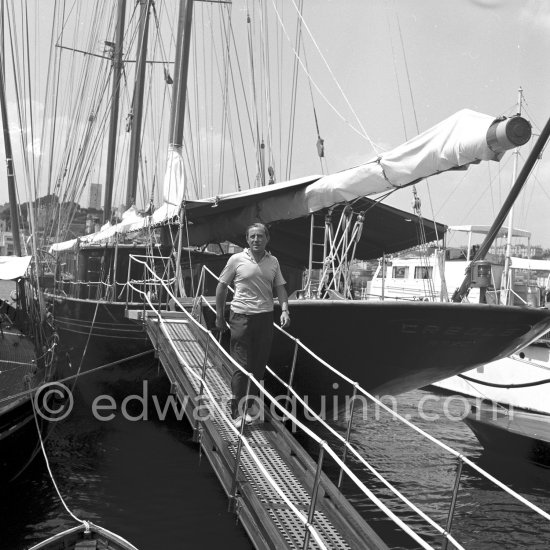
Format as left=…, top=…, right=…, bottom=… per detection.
left=215, top=281, right=230, bottom=332
left=275, top=284, right=290, bottom=329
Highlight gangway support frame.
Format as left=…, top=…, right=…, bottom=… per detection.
left=144, top=311, right=388, bottom=550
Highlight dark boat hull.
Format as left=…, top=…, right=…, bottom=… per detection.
left=46, top=294, right=152, bottom=375
left=270, top=300, right=550, bottom=399
left=0, top=397, right=49, bottom=482
left=464, top=405, right=550, bottom=468
left=47, top=293, right=550, bottom=403
left=0, top=299, right=54, bottom=482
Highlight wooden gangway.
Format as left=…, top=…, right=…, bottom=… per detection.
left=144, top=310, right=388, bottom=550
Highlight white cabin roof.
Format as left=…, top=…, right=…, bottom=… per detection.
left=448, top=225, right=531, bottom=239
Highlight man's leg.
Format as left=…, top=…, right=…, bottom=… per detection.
left=246, top=312, right=274, bottom=413
left=229, top=312, right=252, bottom=418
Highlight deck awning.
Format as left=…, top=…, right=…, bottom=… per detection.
left=183, top=197, right=447, bottom=267
left=0, top=256, right=32, bottom=280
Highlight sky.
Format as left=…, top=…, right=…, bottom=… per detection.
left=1, top=0, right=550, bottom=247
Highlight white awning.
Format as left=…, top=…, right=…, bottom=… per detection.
left=510, top=257, right=550, bottom=271
left=49, top=238, right=78, bottom=253
left=0, top=255, right=32, bottom=280
left=448, top=225, right=531, bottom=239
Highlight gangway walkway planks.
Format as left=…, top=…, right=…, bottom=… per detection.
left=144, top=310, right=388, bottom=550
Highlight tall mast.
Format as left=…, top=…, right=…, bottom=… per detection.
left=125, top=0, right=152, bottom=210
left=103, top=0, right=127, bottom=223
left=171, top=0, right=194, bottom=297
left=0, top=14, right=22, bottom=256
left=501, top=87, right=523, bottom=304
left=169, top=0, right=194, bottom=146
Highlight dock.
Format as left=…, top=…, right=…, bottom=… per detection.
left=144, top=310, right=388, bottom=550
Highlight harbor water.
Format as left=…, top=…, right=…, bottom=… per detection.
left=1, top=280, right=550, bottom=549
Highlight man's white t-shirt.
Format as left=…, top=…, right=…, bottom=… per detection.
left=219, top=249, right=286, bottom=314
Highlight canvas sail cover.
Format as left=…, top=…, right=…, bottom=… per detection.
left=182, top=110, right=525, bottom=246
left=49, top=145, right=187, bottom=252
left=0, top=255, right=32, bottom=280
left=49, top=109, right=525, bottom=251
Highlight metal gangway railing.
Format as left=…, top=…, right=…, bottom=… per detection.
left=127, top=255, right=550, bottom=549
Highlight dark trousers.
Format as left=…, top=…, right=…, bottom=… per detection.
left=229, top=311, right=274, bottom=410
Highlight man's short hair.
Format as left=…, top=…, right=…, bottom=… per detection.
left=246, top=223, right=270, bottom=240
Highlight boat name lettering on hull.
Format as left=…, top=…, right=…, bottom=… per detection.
left=399, top=323, right=529, bottom=339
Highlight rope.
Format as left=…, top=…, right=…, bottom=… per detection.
left=458, top=373, right=550, bottom=389
left=266, top=366, right=467, bottom=547
left=0, top=349, right=154, bottom=407
left=31, top=388, right=85, bottom=526
left=69, top=301, right=99, bottom=394
left=269, top=0, right=380, bottom=149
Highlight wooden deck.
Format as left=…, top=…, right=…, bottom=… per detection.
left=144, top=311, right=388, bottom=550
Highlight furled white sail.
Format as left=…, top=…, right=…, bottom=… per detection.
left=49, top=109, right=529, bottom=250
left=49, top=146, right=187, bottom=251
left=304, top=110, right=521, bottom=213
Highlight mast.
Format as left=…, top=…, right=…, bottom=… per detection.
left=103, top=0, right=127, bottom=223
left=501, top=87, right=523, bottom=304
left=452, top=114, right=550, bottom=302
left=170, top=0, right=194, bottom=297
left=125, top=0, right=152, bottom=210
left=0, top=34, right=22, bottom=255
left=169, top=0, right=194, bottom=147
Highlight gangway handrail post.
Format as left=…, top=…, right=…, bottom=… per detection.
left=441, top=456, right=463, bottom=550
left=125, top=255, right=133, bottom=309
left=158, top=277, right=163, bottom=311
left=142, top=261, right=147, bottom=323
left=194, top=332, right=211, bottom=443
left=198, top=333, right=210, bottom=402
left=229, top=374, right=253, bottom=512
left=284, top=339, right=300, bottom=412
left=302, top=441, right=326, bottom=550
left=337, top=383, right=358, bottom=489
left=192, top=267, right=206, bottom=319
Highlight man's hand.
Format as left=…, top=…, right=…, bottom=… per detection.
left=280, top=310, right=290, bottom=329
left=216, top=315, right=229, bottom=332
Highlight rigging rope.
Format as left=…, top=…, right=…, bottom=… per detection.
left=284, top=0, right=303, bottom=180
left=281, top=0, right=381, bottom=152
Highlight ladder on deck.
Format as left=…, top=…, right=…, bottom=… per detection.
left=145, top=311, right=387, bottom=550
left=307, top=212, right=329, bottom=298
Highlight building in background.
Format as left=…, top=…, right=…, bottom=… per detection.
left=89, top=183, right=102, bottom=210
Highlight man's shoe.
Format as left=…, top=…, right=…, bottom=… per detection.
left=232, top=413, right=253, bottom=428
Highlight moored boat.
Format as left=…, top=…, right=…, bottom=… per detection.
left=464, top=402, right=550, bottom=468
left=28, top=521, right=139, bottom=550
left=8, top=0, right=550, bottom=403
left=0, top=278, right=57, bottom=482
